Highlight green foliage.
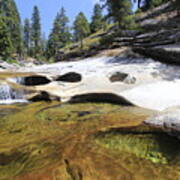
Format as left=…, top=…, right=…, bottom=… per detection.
left=90, top=3, right=104, bottom=33
left=6, top=58, right=18, bottom=64
left=31, top=6, right=42, bottom=57
left=0, top=0, right=23, bottom=56
left=135, top=8, right=143, bottom=14
left=105, top=0, right=133, bottom=29
left=120, top=15, right=137, bottom=30
left=57, top=7, right=71, bottom=45
left=47, top=7, right=71, bottom=59
left=40, top=33, right=47, bottom=57
left=23, top=8, right=47, bottom=60
left=73, top=12, right=90, bottom=48
left=0, top=17, right=13, bottom=60
left=100, top=32, right=117, bottom=46
left=23, top=18, right=31, bottom=55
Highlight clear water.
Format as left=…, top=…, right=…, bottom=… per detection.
left=0, top=83, right=27, bottom=104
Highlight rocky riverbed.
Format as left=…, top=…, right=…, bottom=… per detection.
left=3, top=54, right=180, bottom=111
left=0, top=52, right=180, bottom=179
left=0, top=102, right=180, bottom=180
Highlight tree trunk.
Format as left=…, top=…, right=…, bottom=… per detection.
left=138, top=0, right=141, bottom=8
left=80, top=38, right=83, bottom=49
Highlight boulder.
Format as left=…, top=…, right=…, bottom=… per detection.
left=110, top=72, right=128, bottom=82
left=27, top=91, right=60, bottom=102
left=133, top=46, right=180, bottom=65
left=55, top=72, right=82, bottom=83
left=144, top=108, right=180, bottom=138
left=109, top=72, right=136, bottom=84
left=0, top=60, right=19, bottom=70
left=69, top=93, right=133, bottom=106
left=124, top=75, right=136, bottom=84
left=22, top=75, right=51, bottom=86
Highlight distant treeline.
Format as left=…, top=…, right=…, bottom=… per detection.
left=0, top=0, right=174, bottom=61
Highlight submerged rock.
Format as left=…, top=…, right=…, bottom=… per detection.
left=0, top=93, right=179, bottom=179
left=95, top=126, right=180, bottom=164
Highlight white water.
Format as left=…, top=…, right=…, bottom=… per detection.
left=5, top=56, right=180, bottom=110
left=45, top=57, right=180, bottom=111
left=121, top=80, right=180, bottom=111
left=0, top=78, right=27, bottom=104
left=7, top=77, right=24, bottom=85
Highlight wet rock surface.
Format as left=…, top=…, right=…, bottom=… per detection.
left=0, top=102, right=179, bottom=180
left=109, top=71, right=136, bottom=84
left=0, top=60, right=20, bottom=71
left=27, top=91, right=61, bottom=102
left=2, top=55, right=180, bottom=111
left=0, top=2, right=180, bottom=179
left=145, top=108, right=180, bottom=138
left=110, top=72, right=128, bottom=82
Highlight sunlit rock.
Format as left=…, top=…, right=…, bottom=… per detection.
left=145, top=108, right=180, bottom=138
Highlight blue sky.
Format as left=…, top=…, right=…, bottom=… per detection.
left=15, top=0, right=100, bottom=37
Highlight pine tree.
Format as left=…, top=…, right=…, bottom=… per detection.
left=40, top=32, right=47, bottom=57
left=31, top=6, right=41, bottom=57
left=10, top=0, right=23, bottom=56
left=90, top=3, right=104, bottom=33
left=105, top=0, right=133, bottom=29
left=73, top=12, right=90, bottom=48
left=23, top=18, right=31, bottom=55
left=47, top=14, right=61, bottom=58
left=0, top=0, right=23, bottom=56
left=0, top=17, right=13, bottom=60
left=47, top=7, right=71, bottom=58
left=58, top=7, right=71, bottom=46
